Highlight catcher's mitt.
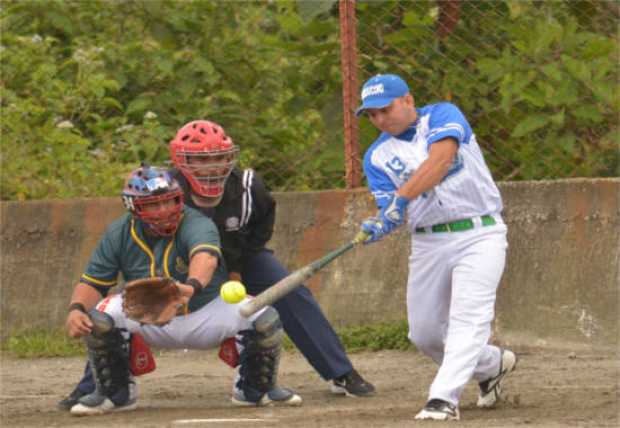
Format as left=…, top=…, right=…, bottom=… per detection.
left=122, top=277, right=184, bottom=325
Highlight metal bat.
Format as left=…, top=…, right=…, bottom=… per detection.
left=239, top=231, right=368, bottom=318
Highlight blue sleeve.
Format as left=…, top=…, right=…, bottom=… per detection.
left=363, top=143, right=397, bottom=209
left=427, top=103, right=469, bottom=147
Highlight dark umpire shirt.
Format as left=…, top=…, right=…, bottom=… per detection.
left=171, top=167, right=276, bottom=275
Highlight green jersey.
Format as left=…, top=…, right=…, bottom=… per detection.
left=80, top=206, right=226, bottom=312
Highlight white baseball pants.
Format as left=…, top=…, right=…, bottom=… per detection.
left=96, top=295, right=261, bottom=350
left=406, top=218, right=508, bottom=406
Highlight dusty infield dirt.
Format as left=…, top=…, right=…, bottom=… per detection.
left=1, top=342, right=618, bottom=428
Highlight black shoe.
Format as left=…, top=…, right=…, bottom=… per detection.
left=331, top=369, right=375, bottom=397
left=57, top=388, right=86, bottom=411
left=414, top=398, right=460, bottom=421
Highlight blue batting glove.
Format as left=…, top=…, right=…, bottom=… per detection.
left=380, top=194, right=409, bottom=228
left=360, top=217, right=389, bottom=244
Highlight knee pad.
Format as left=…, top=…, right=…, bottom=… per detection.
left=84, top=309, right=116, bottom=349
left=252, top=306, right=284, bottom=348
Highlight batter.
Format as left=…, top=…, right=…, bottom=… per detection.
left=356, top=74, right=517, bottom=421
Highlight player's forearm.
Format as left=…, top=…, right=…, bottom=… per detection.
left=188, top=252, right=218, bottom=287
left=69, top=283, right=103, bottom=310
left=396, top=138, right=457, bottom=201
left=397, top=157, right=452, bottom=200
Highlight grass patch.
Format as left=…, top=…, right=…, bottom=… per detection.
left=3, top=320, right=413, bottom=359
left=283, top=319, right=413, bottom=353
left=2, top=328, right=85, bottom=358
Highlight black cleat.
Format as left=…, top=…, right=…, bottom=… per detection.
left=57, top=388, right=86, bottom=411
left=331, top=369, right=375, bottom=397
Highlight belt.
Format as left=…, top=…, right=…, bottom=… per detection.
left=415, top=215, right=496, bottom=234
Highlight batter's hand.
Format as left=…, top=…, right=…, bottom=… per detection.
left=360, top=217, right=390, bottom=244
left=66, top=309, right=93, bottom=338
left=380, top=194, right=409, bottom=227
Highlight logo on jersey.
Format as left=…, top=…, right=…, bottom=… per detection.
left=225, top=216, right=240, bottom=231
left=361, top=83, right=384, bottom=100
left=175, top=257, right=188, bottom=274
left=386, top=156, right=405, bottom=175
left=385, top=156, right=412, bottom=183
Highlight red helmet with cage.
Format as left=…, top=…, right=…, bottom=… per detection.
left=169, top=120, right=239, bottom=198
left=121, top=165, right=184, bottom=236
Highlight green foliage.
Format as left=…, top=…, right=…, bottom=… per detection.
left=356, top=0, right=619, bottom=180
left=3, top=321, right=412, bottom=358
left=1, top=1, right=617, bottom=201
left=1, top=0, right=343, bottom=200
left=336, top=320, right=413, bottom=352
left=2, top=328, right=85, bottom=358
left=284, top=320, right=413, bottom=353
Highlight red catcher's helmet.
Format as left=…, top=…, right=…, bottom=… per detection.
left=121, top=166, right=184, bottom=237
left=169, top=120, right=239, bottom=198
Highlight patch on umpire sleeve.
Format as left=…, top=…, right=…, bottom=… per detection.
left=225, top=216, right=240, bottom=231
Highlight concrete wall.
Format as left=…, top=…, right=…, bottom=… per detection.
left=1, top=178, right=618, bottom=346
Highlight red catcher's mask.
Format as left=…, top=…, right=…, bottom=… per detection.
left=169, top=120, right=239, bottom=198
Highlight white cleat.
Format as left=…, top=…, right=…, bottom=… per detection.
left=477, top=348, right=518, bottom=408
left=415, top=398, right=460, bottom=421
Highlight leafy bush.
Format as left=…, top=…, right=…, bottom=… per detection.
left=1, top=1, right=617, bottom=201
left=356, top=0, right=619, bottom=179
left=1, top=0, right=343, bottom=200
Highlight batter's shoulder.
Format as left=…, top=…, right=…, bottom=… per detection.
left=363, top=131, right=392, bottom=163
left=419, top=101, right=461, bottom=114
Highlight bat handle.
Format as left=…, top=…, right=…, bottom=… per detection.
left=353, top=230, right=370, bottom=244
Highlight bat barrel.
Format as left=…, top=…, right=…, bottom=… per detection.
left=239, top=266, right=313, bottom=318
left=239, top=236, right=365, bottom=318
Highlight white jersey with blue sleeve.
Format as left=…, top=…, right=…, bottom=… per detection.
left=363, top=102, right=503, bottom=231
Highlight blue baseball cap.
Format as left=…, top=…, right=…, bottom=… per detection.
left=355, top=74, right=410, bottom=116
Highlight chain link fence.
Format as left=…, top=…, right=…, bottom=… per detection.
left=344, top=0, right=619, bottom=185
left=2, top=1, right=617, bottom=199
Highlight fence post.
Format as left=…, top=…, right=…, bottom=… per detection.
left=339, top=0, right=362, bottom=188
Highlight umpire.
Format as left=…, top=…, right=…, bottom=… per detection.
left=168, top=120, right=375, bottom=397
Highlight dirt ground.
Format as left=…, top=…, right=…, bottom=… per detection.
left=1, top=342, right=618, bottom=428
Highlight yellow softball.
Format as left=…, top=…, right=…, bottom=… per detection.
left=220, top=280, right=247, bottom=304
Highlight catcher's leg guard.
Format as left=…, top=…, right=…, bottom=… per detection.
left=232, top=307, right=302, bottom=407
left=59, top=332, right=153, bottom=411
left=70, top=310, right=137, bottom=416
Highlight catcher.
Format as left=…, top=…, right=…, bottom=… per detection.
left=60, top=165, right=302, bottom=416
